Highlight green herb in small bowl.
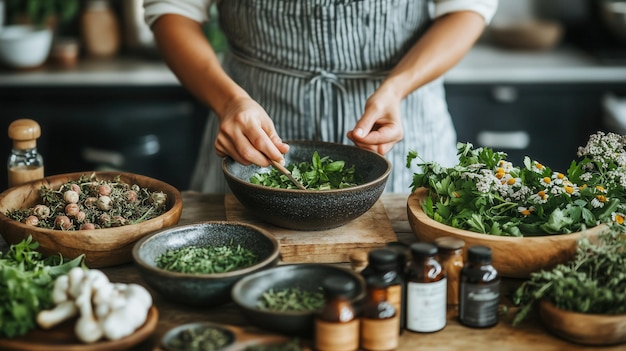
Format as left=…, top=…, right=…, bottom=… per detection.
left=156, top=242, right=258, bottom=274
left=257, top=287, right=325, bottom=312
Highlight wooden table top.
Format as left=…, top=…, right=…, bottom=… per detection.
left=1, top=192, right=622, bottom=351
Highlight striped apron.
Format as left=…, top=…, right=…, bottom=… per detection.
left=190, top=0, right=458, bottom=193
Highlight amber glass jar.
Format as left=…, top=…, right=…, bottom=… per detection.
left=360, top=279, right=399, bottom=351
left=435, top=236, right=465, bottom=306
left=314, top=276, right=359, bottom=351
left=361, top=248, right=405, bottom=333
left=405, top=242, right=447, bottom=333
left=459, top=245, right=500, bottom=328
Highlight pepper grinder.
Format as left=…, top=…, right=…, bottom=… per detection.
left=7, top=119, right=44, bottom=188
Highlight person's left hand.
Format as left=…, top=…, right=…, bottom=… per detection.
left=347, top=89, right=404, bottom=155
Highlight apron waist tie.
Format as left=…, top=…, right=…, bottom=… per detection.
left=229, top=52, right=389, bottom=141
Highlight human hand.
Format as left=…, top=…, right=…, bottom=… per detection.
left=214, top=97, right=290, bottom=166
left=347, top=89, right=403, bottom=155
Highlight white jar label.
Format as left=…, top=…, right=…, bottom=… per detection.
left=406, top=278, right=447, bottom=332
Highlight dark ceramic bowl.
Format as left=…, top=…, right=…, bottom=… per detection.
left=222, top=140, right=391, bottom=230
left=132, top=221, right=281, bottom=307
left=161, top=322, right=237, bottom=351
left=231, top=263, right=366, bottom=336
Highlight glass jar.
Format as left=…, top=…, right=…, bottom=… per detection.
left=459, top=245, right=500, bottom=328
left=360, top=279, right=399, bottom=351
left=314, top=276, right=359, bottom=351
left=7, top=119, right=44, bottom=187
left=405, top=242, right=447, bottom=333
left=435, top=236, right=465, bottom=306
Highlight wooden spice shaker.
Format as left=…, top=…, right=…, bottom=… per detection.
left=81, top=0, right=121, bottom=58
left=314, top=276, right=359, bottom=351
left=7, top=119, right=44, bottom=188
left=435, top=236, right=465, bottom=306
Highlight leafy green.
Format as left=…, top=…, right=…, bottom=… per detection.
left=511, top=227, right=626, bottom=325
left=0, top=236, right=84, bottom=338
left=406, top=132, right=626, bottom=236
left=250, top=151, right=363, bottom=190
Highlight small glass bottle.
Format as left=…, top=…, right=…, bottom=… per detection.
left=459, top=245, right=500, bottom=328
left=314, top=276, right=359, bottom=351
left=7, top=119, right=44, bottom=188
left=361, top=248, right=405, bottom=333
left=360, top=278, right=399, bottom=351
left=405, top=242, right=447, bottom=333
left=435, top=236, right=465, bottom=307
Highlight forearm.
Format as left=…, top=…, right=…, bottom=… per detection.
left=150, top=14, right=248, bottom=118
left=379, top=11, right=486, bottom=99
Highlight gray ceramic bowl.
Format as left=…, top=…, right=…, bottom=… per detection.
left=231, top=263, right=366, bottom=336
left=132, top=221, right=281, bottom=307
left=222, top=140, right=391, bottom=230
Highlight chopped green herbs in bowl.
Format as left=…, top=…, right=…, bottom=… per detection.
left=222, top=140, right=391, bottom=230
left=132, top=221, right=280, bottom=307
left=231, top=263, right=365, bottom=336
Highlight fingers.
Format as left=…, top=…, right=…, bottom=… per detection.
left=348, top=97, right=403, bottom=155
left=214, top=98, right=288, bottom=166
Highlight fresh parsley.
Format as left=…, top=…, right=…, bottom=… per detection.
left=0, top=236, right=84, bottom=338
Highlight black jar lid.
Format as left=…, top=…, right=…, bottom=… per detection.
left=323, top=276, right=355, bottom=297
left=368, top=248, right=399, bottom=270
left=467, top=245, right=492, bottom=263
left=410, top=242, right=438, bottom=258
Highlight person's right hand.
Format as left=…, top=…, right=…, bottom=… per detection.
left=214, top=96, right=290, bottom=166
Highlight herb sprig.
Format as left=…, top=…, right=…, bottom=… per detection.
left=407, top=131, right=626, bottom=236
left=511, top=227, right=626, bottom=325
left=0, top=236, right=84, bottom=338
left=250, top=151, right=362, bottom=190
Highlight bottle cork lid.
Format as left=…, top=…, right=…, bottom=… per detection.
left=349, top=250, right=368, bottom=272
left=8, top=119, right=41, bottom=150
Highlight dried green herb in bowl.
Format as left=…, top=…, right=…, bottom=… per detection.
left=156, top=242, right=258, bottom=274
left=257, top=287, right=325, bottom=312
left=245, top=338, right=304, bottom=351
left=162, top=322, right=236, bottom=351
left=5, top=172, right=168, bottom=230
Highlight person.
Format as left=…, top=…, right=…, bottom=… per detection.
left=144, top=0, right=498, bottom=193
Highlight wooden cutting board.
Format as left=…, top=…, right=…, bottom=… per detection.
left=225, top=194, right=397, bottom=263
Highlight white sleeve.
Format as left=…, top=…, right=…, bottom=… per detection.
left=144, top=0, right=212, bottom=27
left=432, top=0, right=499, bottom=24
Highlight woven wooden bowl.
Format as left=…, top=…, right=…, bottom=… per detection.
left=0, top=171, right=183, bottom=267
left=539, top=300, right=626, bottom=346
left=407, top=188, right=606, bottom=278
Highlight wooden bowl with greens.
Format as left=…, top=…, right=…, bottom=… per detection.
left=222, top=140, right=391, bottom=231
left=0, top=171, right=182, bottom=268
left=132, top=221, right=280, bottom=307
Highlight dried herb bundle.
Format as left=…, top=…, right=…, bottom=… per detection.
left=257, top=287, right=325, bottom=312
left=512, top=226, right=626, bottom=325
left=6, top=173, right=168, bottom=230
left=156, top=243, right=258, bottom=274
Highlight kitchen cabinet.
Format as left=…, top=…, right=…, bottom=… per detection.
left=445, top=82, right=626, bottom=172
left=0, top=86, right=207, bottom=192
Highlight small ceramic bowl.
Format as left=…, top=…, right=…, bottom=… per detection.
left=222, top=140, right=391, bottom=231
left=161, top=322, right=237, bottom=351
left=539, top=299, right=626, bottom=346
left=132, top=221, right=281, bottom=307
left=231, top=263, right=366, bottom=336
left=0, top=25, right=53, bottom=68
